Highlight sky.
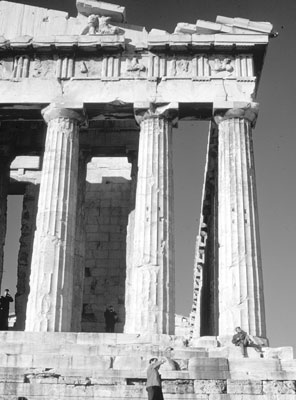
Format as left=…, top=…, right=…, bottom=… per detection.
left=2, top=0, right=296, bottom=351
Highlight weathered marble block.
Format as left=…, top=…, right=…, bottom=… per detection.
left=227, top=379, right=263, bottom=394
left=263, top=380, right=296, bottom=395
left=194, top=379, right=226, bottom=394
left=162, top=380, right=194, bottom=394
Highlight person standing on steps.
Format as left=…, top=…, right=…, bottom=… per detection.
left=0, top=289, right=13, bottom=330
left=146, top=357, right=167, bottom=400
left=104, top=305, right=118, bottom=332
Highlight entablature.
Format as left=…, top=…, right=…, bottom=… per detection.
left=0, top=1, right=274, bottom=105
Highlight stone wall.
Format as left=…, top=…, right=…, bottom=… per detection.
left=82, top=157, right=132, bottom=332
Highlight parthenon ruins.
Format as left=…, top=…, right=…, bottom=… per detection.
left=1, top=1, right=294, bottom=399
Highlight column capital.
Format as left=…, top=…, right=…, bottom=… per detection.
left=134, top=102, right=179, bottom=126
left=213, top=102, right=259, bottom=127
left=42, top=103, right=86, bottom=124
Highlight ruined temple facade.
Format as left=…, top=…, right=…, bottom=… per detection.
left=0, top=0, right=274, bottom=340
left=3, top=3, right=296, bottom=400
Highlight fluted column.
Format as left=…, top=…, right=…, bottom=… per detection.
left=214, top=104, right=266, bottom=338
left=0, top=145, right=14, bottom=287
left=25, top=104, right=84, bottom=332
left=124, top=103, right=177, bottom=335
left=71, top=150, right=90, bottom=332
left=124, top=150, right=138, bottom=331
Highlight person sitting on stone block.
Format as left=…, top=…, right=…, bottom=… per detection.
left=232, top=326, right=263, bottom=358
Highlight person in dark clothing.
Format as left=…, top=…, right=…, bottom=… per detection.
left=146, top=357, right=166, bottom=400
left=104, top=305, right=118, bottom=332
left=0, top=289, right=13, bottom=330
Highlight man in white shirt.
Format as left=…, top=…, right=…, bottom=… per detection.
left=146, top=357, right=166, bottom=400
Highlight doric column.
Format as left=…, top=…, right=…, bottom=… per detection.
left=15, top=184, right=39, bottom=331
left=71, top=150, right=90, bottom=332
left=124, top=149, right=138, bottom=331
left=0, top=145, right=14, bottom=287
left=25, top=104, right=84, bottom=332
left=214, top=104, right=266, bottom=338
left=124, top=103, right=177, bottom=335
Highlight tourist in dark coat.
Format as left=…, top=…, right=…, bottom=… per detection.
left=0, top=289, right=13, bottom=330
left=104, top=305, right=118, bottom=332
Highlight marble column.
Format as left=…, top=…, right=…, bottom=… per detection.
left=25, top=104, right=84, bottom=332
left=124, top=150, right=138, bottom=331
left=124, top=103, right=177, bottom=335
left=214, top=104, right=266, bottom=338
left=71, top=150, right=90, bottom=332
left=15, top=184, right=39, bottom=331
left=0, top=145, right=14, bottom=288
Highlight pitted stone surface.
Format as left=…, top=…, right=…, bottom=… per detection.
left=227, top=380, right=263, bottom=394
left=263, top=380, right=296, bottom=395
left=194, top=379, right=226, bottom=394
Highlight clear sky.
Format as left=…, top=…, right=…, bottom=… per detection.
left=3, top=0, right=296, bottom=351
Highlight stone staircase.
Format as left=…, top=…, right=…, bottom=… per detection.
left=0, top=332, right=295, bottom=399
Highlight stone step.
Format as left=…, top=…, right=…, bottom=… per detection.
left=1, top=366, right=296, bottom=400
left=0, top=342, right=207, bottom=360
left=0, top=354, right=295, bottom=380
left=0, top=332, right=292, bottom=360
left=0, top=331, right=186, bottom=347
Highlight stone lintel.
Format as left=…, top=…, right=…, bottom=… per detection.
left=76, top=0, right=126, bottom=23
left=134, top=102, right=179, bottom=126
left=42, top=103, right=85, bottom=124
left=213, top=101, right=259, bottom=127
